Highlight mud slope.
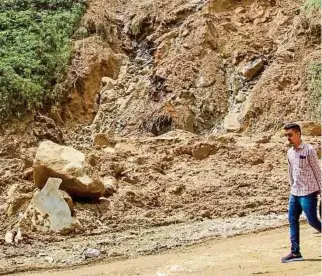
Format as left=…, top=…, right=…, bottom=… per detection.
left=0, top=0, right=320, bottom=274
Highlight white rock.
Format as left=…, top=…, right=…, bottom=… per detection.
left=236, top=94, right=246, bottom=103
left=31, top=178, right=73, bottom=232
left=44, top=256, right=54, bottom=264
left=5, top=231, right=14, bottom=244
left=14, top=228, right=23, bottom=244
left=85, top=248, right=100, bottom=258
left=224, top=113, right=241, bottom=132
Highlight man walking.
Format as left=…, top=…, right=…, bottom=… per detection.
left=281, top=123, right=321, bottom=263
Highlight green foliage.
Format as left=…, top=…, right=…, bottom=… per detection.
left=302, top=0, right=321, bottom=11
left=306, top=61, right=321, bottom=121
left=0, top=0, right=85, bottom=123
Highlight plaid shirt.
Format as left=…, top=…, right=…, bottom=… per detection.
left=287, top=142, right=321, bottom=196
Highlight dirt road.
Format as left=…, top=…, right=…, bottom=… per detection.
left=17, top=224, right=321, bottom=276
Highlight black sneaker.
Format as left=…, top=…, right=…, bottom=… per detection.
left=281, top=253, right=304, bottom=263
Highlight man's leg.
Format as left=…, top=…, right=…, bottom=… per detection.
left=300, top=192, right=321, bottom=233
left=281, top=195, right=303, bottom=263
left=288, top=194, right=302, bottom=254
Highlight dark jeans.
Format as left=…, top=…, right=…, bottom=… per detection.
left=288, top=192, right=321, bottom=254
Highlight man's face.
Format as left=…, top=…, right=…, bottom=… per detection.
left=284, top=129, right=300, bottom=145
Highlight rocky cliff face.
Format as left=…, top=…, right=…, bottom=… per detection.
left=61, top=0, right=320, bottom=137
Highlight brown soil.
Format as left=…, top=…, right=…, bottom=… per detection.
left=0, top=0, right=320, bottom=275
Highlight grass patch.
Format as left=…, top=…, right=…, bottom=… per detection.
left=302, top=0, right=321, bottom=11
left=0, top=0, right=85, bottom=123
left=306, top=61, right=321, bottom=121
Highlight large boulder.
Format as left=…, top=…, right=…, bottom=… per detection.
left=33, top=140, right=105, bottom=198
left=18, top=178, right=81, bottom=233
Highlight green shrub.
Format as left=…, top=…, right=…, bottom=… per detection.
left=306, top=61, right=321, bottom=121
left=0, top=0, right=85, bottom=123
left=302, top=0, right=321, bottom=11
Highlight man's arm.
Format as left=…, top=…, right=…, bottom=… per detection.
left=308, top=147, right=321, bottom=190
left=288, top=157, right=293, bottom=185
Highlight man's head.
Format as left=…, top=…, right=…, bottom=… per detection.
left=283, top=123, right=301, bottom=147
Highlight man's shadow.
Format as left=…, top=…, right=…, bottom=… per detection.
left=304, top=258, right=321, bottom=262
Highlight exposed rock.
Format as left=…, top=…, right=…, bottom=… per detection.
left=255, top=135, right=271, bottom=144
left=229, top=73, right=243, bottom=94
left=33, top=140, right=105, bottom=198
left=178, top=106, right=195, bottom=133
left=141, top=103, right=195, bottom=136
left=232, top=51, right=246, bottom=66
left=276, top=50, right=294, bottom=62
left=30, top=178, right=73, bottom=232
left=224, top=113, right=241, bottom=132
left=111, top=163, right=126, bottom=176
left=201, top=210, right=211, bottom=218
left=168, top=185, right=185, bottom=195
left=92, top=133, right=116, bottom=147
left=84, top=248, right=100, bottom=258
left=23, top=167, right=34, bottom=181
left=5, top=193, right=33, bottom=217
left=59, top=190, right=74, bottom=212
left=181, top=28, right=190, bottom=37
left=102, top=176, right=118, bottom=197
left=44, top=256, right=54, bottom=264
left=14, top=228, right=23, bottom=244
left=99, top=89, right=117, bottom=105
left=4, top=228, right=23, bottom=245
left=192, top=143, right=216, bottom=160
left=296, top=121, right=321, bottom=136
left=241, top=58, right=264, bottom=81
left=5, top=231, right=14, bottom=244
left=130, top=13, right=150, bottom=37
left=121, top=174, right=139, bottom=184
left=173, top=145, right=192, bottom=156
left=33, top=114, right=64, bottom=144
left=16, top=178, right=83, bottom=234
left=62, top=43, right=123, bottom=124
left=5, top=182, right=34, bottom=217
left=236, top=93, right=246, bottom=103
left=235, top=7, right=246, bottom=14
left=0, top=0, right=321, bottom=269
left=87, top=153, right=100, bottom=167
left=102, top=77, right=117, bottom=90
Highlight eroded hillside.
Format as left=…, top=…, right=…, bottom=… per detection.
left=0, top=0, right=321, bottom=274
left=61, top=0, right=320, bottom=135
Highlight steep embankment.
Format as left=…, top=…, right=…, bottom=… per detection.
left=62, top=0, right=320, bottom=135
left=0, top=0, right=320, bottom=274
